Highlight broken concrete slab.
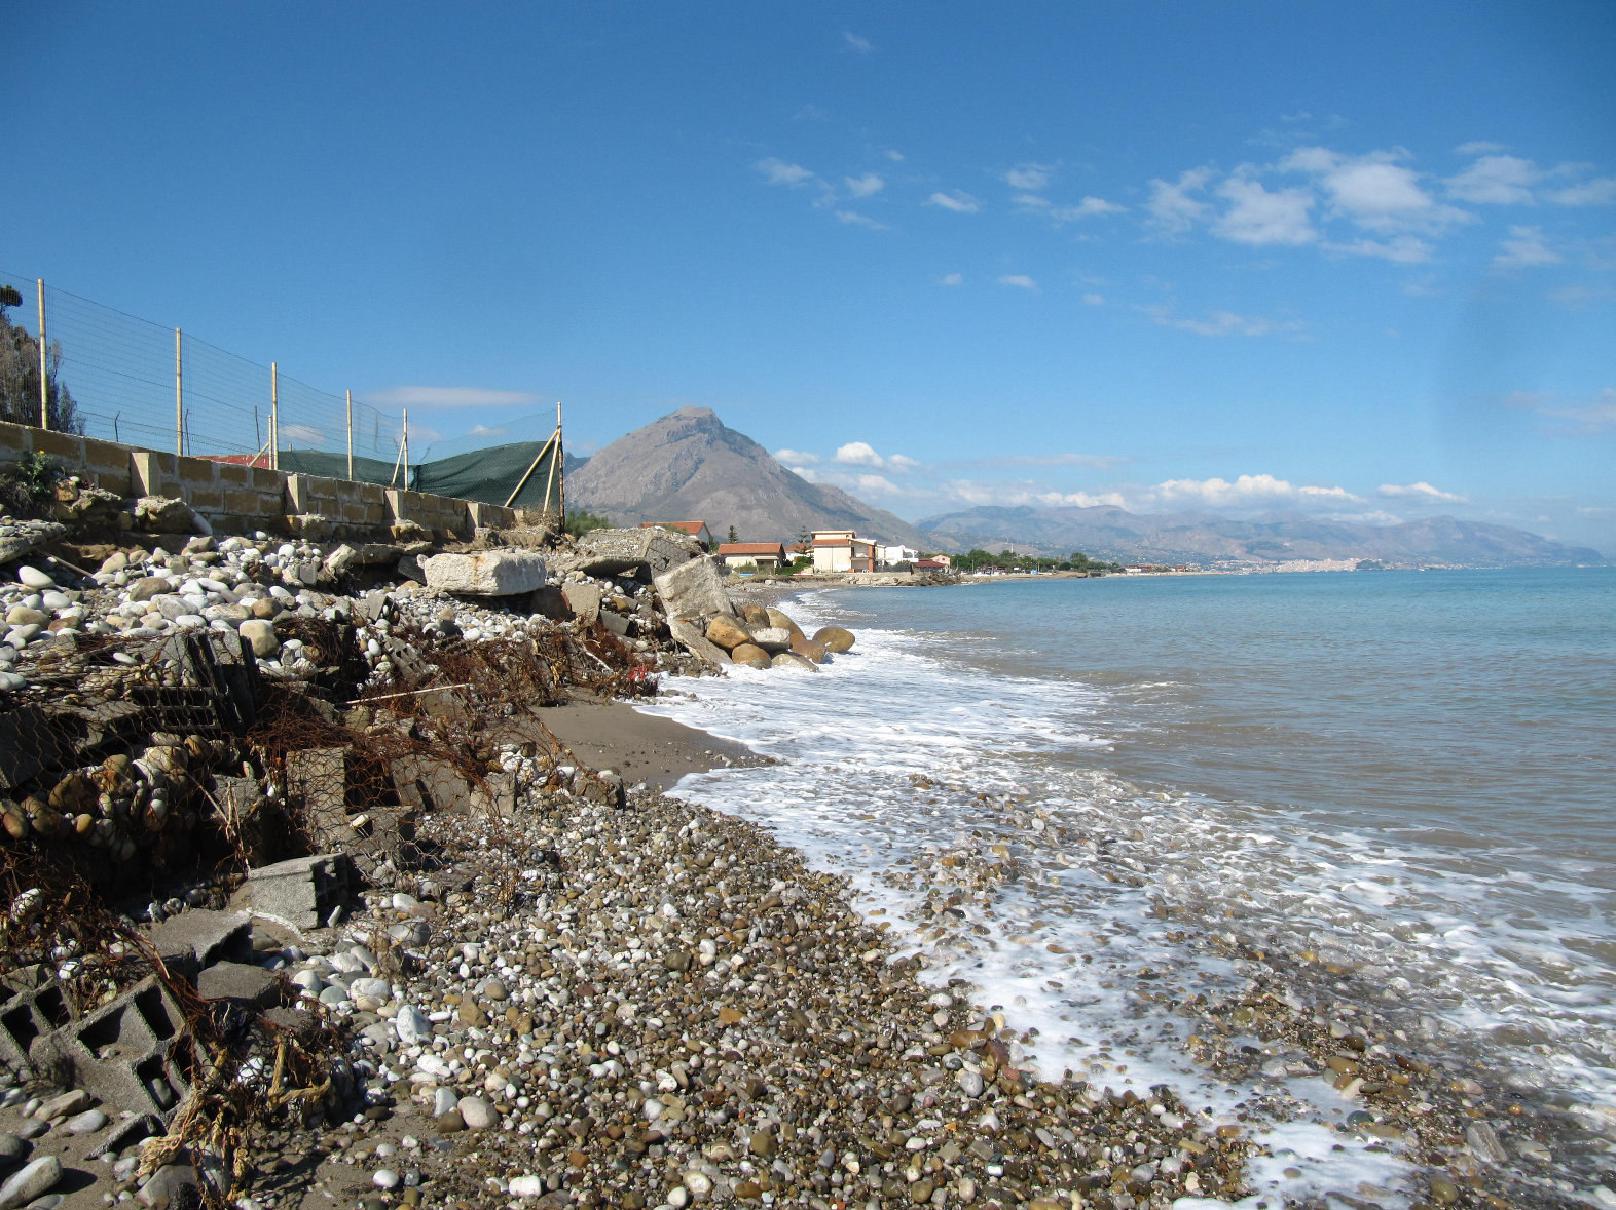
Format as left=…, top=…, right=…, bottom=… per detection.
left=653, top=556, right=734, bottom=621
left=572, top=528, right=701, bottom=579
left=147, top=910, right=252, bottom=983
left=196, top=962, right=282, bottom=1010
left=666, top=617, right=731, bottom=669
left=422, top=550, right=547, bottom=596
left=560, top=582, right=603, bottom=625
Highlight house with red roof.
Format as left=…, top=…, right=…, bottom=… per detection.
left=639, top=520, right=713, bottom=549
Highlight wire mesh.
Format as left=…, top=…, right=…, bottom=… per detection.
left=0, top=269, right=412, bottom=483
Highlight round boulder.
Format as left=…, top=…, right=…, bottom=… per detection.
left=790, top=633, right=829, bottom=664
left=765, top=608, right=805, bottom=640
left=812, top=625, right=855, bottom=654
left=730, top=642, right=772, bottom=669
left=704, top=615, right=752, bottom=652
left=770, top=652, right=819, bottom=672
left=239, top=619, right=280, bottom=658
left=739, top=602, right=771, bottom=627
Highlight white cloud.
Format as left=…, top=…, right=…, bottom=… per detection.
left=1036, top=490, right=1129, bottom=509
left=1154, top=473, right=1359, bottom=508
left=844, top=173, right=885, bottom=198
left=1456, top=141, right=1508, bottom=157
left=1323, top=235, right=1433, bottom=264
left=1446, top=154, right=1540, bottom=204
left=1143, top=305, right=1305, bottom=338
left=1284, top=147, right=1470, bottom=234
left=774, top=448, right=819, bottom=466
left=1145, top=167, right=1213, bottom=235
left=468, top=424, right=506, bottom=438
left=1048, top=196, right=1126, bottom=223
left=855, top=473, right=899, bottom=496
left=1213, top=177, right=1317, bottom=246
left=1005, top=163, right=1054, bottom=191
left=1379, top=481, right=1467, bottom=503
left=927, top=190, right=982, bottom=214
left=756, top=158, right=815, bottom=187
left=884, top=148, right=905, bottom=162
left=998, top=274, right=1038, bottom=290
left=843, top=31, right=874, bottom=54
left=834, top=440, right=885, bottom=467
left=1548, top=177, right=1616, bottom=206
left=1082, top=292, right=1105, bottom=306
left=937, top=272, right=964, bottom=287
left=368, top=386, right=542, bottom=407
left=1493, top=225, right=1560, bottom=268
left=833, top=441, right=916, bottom=471
left=835, top=209, right=887, bottom=231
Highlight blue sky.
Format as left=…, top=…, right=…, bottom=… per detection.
left=8, top=3, right=1615, bottom=549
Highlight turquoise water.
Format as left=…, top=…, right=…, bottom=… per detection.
left=641, top=568, right=1616, bottom=1203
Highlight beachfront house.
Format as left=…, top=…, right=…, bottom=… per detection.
left=811, top=530, right=878, bottom=574
left=639, top=520, right=713, bottom=549
left=717, top=541, right=787, bottom=572
left=878, top=543, right=920, bottom=568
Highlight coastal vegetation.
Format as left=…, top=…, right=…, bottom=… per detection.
left=952, top=547, right=1124, bottom=574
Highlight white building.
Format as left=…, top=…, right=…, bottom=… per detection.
left=811, top=530, right=877, bottom=574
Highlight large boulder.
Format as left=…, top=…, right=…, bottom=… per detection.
left=704, top=615, right=752, bottom=652
left=770, top=652, right=819, bottom=673
left=813, top=626, right=855, bottom=654
left=790, top=632, right=829, bottom=664
left=766, top=607, right=805, bottom=640
left=730, top=642, right=772, bottom=669
left=653, top=557, right=734, bottom=621
left=131, top=496, right=210, bottom=536
left=749, top=626, right=792, bottom=654
left=739, top=602, right=771, bottom=627
left=422, top=551, right=547, bottom=596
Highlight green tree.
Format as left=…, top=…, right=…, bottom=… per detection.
left=727, top=524, right=738, bottom=543
left=0, top=284, right=82, bottom=433
left=563, top=509, right=613, bottom=537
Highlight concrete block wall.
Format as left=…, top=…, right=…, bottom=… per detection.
left=287, top=472, right=389, bottom=529
left=0, top=421, right=135, bottom=496
left=386, top=488, right=473, bottom=540
left=130, top=450, right=287, bottom=530
left=470, top=501, right=519, bottom=529
left=0, top=420, right=517, bottom=545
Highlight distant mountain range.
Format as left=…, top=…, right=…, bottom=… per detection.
left=918, top=504, right=1605, bottom=567
left=566, top=407, right=926, bottom=545
left=544, top=408, right=1601, bottom=567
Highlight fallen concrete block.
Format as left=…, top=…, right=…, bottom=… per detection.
left=666, top=618, right=731, bottom=669
left=422, top=551, right=547, bottom=596
left=35, top=977, right=191, bottom=1127
left=233, top=854, right=356, bottom=934
left=560, top=582, right=603, bottom=625
left=653, top=557, right=734, bottom=621
left=573, top=528, right=700, bottom=579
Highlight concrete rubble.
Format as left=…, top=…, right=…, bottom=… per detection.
left=0, top=478, right=869, bottom=1208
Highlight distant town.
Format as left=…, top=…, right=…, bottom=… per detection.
left=624, top=520, right=1477, bottom=578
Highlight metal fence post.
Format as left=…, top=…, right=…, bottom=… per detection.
left=345, top=389, right=354, bottom=480
left=270, top=361, right=280, bottom=471
left=174, top=327, right=184, bottom=455
left=402, top=407, right=410, bottom=489
left=35, top=279, right=48, bottom=429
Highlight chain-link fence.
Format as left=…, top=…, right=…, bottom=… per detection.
left=0, top=269, right=409, bottom=484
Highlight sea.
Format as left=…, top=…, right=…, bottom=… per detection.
left=635, top=568, right=1616, bottom=1206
